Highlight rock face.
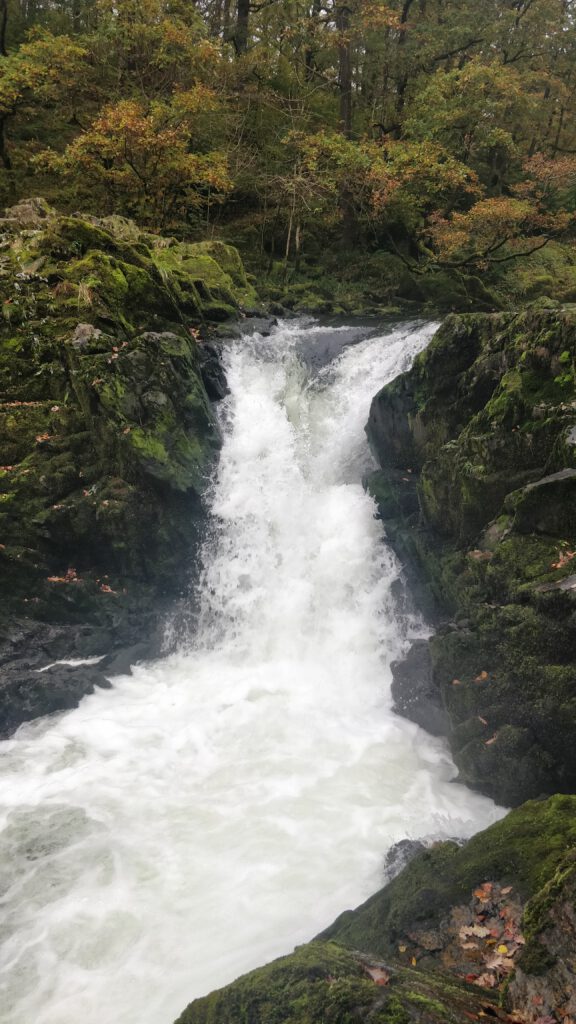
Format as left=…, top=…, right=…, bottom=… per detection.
left=366, top=306, right=576, bottom=807
left=0, top=201, right=256, bottom=733
left=175, top=797, right=576, bottom=1024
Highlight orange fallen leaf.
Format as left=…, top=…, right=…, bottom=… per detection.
left=365, top=966, right=389, bottom=986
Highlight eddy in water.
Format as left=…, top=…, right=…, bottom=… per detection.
left=0, top=320, right=505, bottom=1024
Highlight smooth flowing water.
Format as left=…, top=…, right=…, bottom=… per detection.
left=0, top=320, right=505, bottom=1024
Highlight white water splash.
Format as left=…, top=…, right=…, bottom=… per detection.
left=0, top=319, right=505, bottom=1024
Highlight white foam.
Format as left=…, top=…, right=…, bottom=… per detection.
left=36, top=658, right=105, bottom=674
left=0, top=320, right=505, bottom=1024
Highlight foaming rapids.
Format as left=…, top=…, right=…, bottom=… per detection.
left=0, top=319, right=505, bottom=1024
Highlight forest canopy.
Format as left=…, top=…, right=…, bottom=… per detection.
left=1, top=0, right=576, bottom=303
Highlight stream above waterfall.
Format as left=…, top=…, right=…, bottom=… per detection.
left=0, top=318, right=505, bottom=1024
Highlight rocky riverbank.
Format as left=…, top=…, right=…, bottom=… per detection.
left=367, top=305, right=576, bottom=808
left=0, top=199, right=258, bottom=735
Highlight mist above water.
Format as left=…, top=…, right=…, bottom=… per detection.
left=0, top=319, right=505, bottom=1024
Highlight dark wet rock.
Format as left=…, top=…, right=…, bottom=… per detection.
left=197, top=341, right=229, bottom=400
left=391, top=639, right=449, bottom=737
left=99, top=641, right=155, bottom=676
left=0, top=662, right=111, bottom=737
left=383, top=838, right=427, bottom=881
left=213, top=315, right=277, bottom=340
left=365, top=307, right=576, bottom=805
left=506, top=468, right=576, bottom=536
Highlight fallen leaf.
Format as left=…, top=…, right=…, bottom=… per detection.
left=476, top=972, right=498, bottom=989
left=452, top=678, right=462, bottom=686
left=474, top=671, right=489, bottom=682
left=478, top=716, right=488, bottom=726
left=501, top=886, right=513, bottom=895
left=398, top=945, right=407, bottom=953
left=365, top=966, right=389, bottom=986
left=461, top=925, right=491, bottom=939
left=411, top=957, right=417, bottom=966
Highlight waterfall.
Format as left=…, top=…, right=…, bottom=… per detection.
left=0, top=319, right=505, bottom=1024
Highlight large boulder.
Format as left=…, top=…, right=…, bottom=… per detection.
left=366, top=307, right=576, bottom=805
left=0, top=203, right=255, bottom=733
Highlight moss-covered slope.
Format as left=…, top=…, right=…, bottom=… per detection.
left=176, top=797, right=576, bottom=1024
left=366, top=305, right=576, bottom=806
left=175, top=941, right=508, bottom=1024
left=0, top=199, right=255, bottom=733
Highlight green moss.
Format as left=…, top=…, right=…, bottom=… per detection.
left=321, top=796, right=576, bottom=957
left=367, top=306, right=576, bottom=803
left=0, top=205, right=247, bottom=636
left=174, top=941, right=496, bottom=1024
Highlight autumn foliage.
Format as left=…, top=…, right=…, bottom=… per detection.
left=0, top=0, right=574, bottom=277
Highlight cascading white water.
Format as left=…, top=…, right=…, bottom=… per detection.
left=0, top=319, right=505, bottom=1024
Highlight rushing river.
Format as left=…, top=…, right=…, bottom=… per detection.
left=0, top=319, right=504, bottom=1024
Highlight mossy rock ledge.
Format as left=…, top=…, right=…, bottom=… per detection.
left=0, top=199, right=258, bottom=735
left=366, top=306, right=576, bottom=808
left=176, top=797, right=576, bottom=1024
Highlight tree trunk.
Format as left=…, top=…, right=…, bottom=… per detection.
left=305, top=0, right=321, bottom=82
left=233, top=0, right=250, bottom=55
left=223, top=0, right=232, bottom=41
left=335, top=3, right=352, bottom=138
left=0, top=0, right=8, bottom=57
left=0, top=118, right=13, bottom=173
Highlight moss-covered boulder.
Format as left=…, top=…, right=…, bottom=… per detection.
left=366, top=306, right=576, bottom=805
left=0, top=201, right=255, bottom=733
left=320, top=796, right=576, bottom=957
left=176, top=798, right=576, bottom=1024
